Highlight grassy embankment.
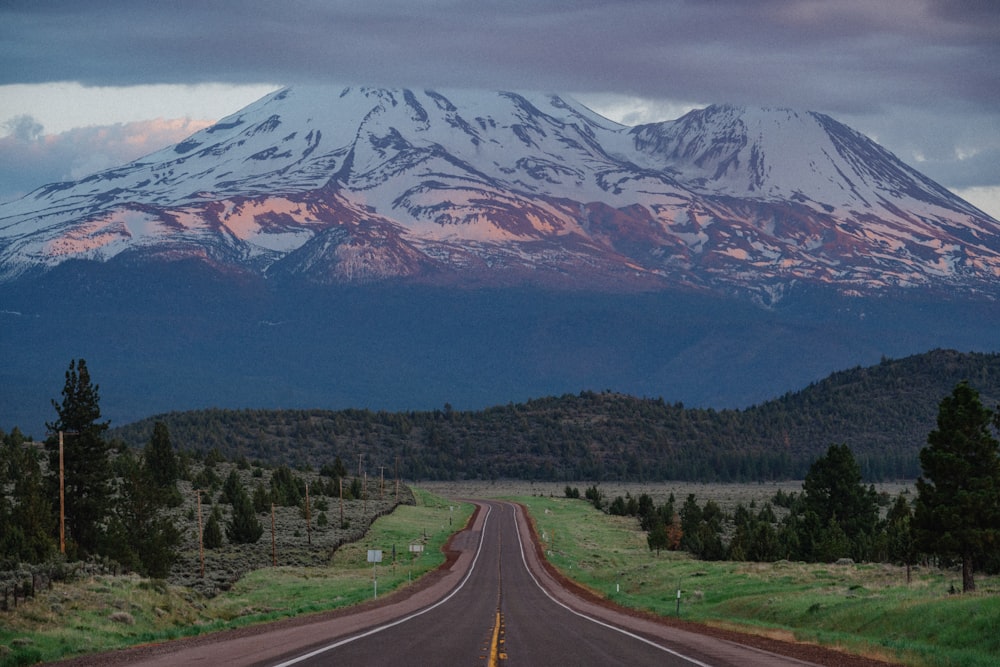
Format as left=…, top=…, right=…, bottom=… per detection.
left=519, top=494, right=1000, bottom=667
left=0, top=489, right=473, bottom=667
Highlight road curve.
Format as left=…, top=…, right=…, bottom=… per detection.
left=58, top=500, right=888, bottom=666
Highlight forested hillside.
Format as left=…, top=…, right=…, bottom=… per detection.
left=112, top=349, right=1000, bottom=482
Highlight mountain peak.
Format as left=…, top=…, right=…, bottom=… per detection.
left=1, top=84, right=997, bottom=299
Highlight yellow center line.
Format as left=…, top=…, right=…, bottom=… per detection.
left=488, top=512, right=507, bottom=664
left=488, top=610, right=502, bottom=666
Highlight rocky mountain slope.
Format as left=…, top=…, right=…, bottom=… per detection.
left=2, top=86, right=997, bottom=300
left=2, top=86, right=998, bottom=433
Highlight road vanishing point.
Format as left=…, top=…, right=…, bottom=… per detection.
left=78, top=501, right=838, bottom=666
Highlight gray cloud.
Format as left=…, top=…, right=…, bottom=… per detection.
left=1, top=1, right=998, bottom=212
left=2, top=2, right=996, bottom=106
left=4, top=114, right=44, bottom=141
left=0, top=118, right=212, bottom=203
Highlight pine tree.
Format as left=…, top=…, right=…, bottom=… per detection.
left=104, top=449, right=181, bottom=578
left=203, top=507, right=224, bottom=549
left=269, top=465, right=304, bottom=506
left=885, top=493, right=916, bottom=583
left=45, top=359, right=112, bottom=558
left=11, top=435, right=56, bottom=563
left=220, top=469, right=244, bottom=505
left=799, top=444, right=878, bottom=561
left=1, top=428, right=56, bottom=566
left=0, top=438, right=12, bottom=566
left=144, top=422, right=180, bottom=489
left=226, top=480, right=263, bottom=544
left=914, top=381, right=1000, bottom=593
left=647, top=520, right=669, bottom=555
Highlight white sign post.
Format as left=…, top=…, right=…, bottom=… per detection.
left=408, top=543, right=424, bottom=582
left=368, top=549, right=383, bottom=599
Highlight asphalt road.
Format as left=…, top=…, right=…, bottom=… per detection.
left=84, top=500, right=829, bottom=666
left=258, top=501, right=817, bottom=667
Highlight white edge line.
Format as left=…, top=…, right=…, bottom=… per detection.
left=507, top=502, right=716, bottom=667
left=271, top=503, right=493, bottom=667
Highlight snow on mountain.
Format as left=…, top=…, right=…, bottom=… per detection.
left=1, top=85, right=998, bottom=298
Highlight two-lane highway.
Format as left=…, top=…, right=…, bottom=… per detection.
left=264, top=502, right=810, bottom=666
left=98, top=500, right=823, bottom=666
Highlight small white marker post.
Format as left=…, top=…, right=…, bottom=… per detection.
left=368, top=549, right=383, bottom=599
left=408, top=543, right=424, bottom=582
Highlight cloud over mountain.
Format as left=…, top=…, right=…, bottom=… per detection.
left=0, top=117, right=213, bottom=203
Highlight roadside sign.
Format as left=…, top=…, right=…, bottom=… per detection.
left=368, top=549, right=383, bottom=563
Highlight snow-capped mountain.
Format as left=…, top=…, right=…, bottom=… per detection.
left=1, top=86, right=998, bottom=299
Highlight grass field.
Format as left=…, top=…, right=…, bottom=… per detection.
left=0, top=489, right=473, bottom=667
left=3, top=482, right=997, bottom=667
left=512, top=492, right=1000, bottom=667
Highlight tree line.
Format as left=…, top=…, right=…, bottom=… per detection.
left=579, top=381, right=1000, bottom=593
left=109, top=349, right=1000, bottom=482
left=1, top=359, right=396, bottom=583
left=1, top=360, right=182, bottom=576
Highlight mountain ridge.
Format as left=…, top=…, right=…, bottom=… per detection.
left=2, top=85, right=998, bottom=299
left=2, top=85, right=998, bottom=434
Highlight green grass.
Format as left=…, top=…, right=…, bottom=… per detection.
left=0, top=489, right=474, bottom=667
left=5, top=489, right=997, bottom=667
left=518, top=495, right=1000, bottom=667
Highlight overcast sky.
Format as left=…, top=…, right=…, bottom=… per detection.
left=1, top=1, right=998, bottom=217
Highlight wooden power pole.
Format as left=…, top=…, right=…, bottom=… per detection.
left=48, top=429, right=78, bottom=555
left=58, top=431, right=65, bottom=554
left=305, top=481, right=312, bottom=546
left=195, top=489, right=205, bottom=578
left=271, top=503, right=278, bottom=567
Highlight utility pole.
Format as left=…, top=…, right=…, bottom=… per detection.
left=304, top=481, right=312, bottom=546
left=271, top=503, right=277, bottom=567
left=339, top=477, right=344, bottom=526
left=358, top=453, right=363, bottom=478
left=363, top=471, right=368, bottom=515
left=379, top=466, right=385, bottom=500
left=195, top=489, right=205, bottom=578
left=47, top=430, right=78, bottom=555
left=58, top=431, right=66, bottom=554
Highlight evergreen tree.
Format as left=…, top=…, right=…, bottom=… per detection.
left=1, top=429, right=56, bottom=566
left=226, top=480, right=263, bottom=544
left=45, top=359, right=112, bottom=558
left=220, top=469, right=244, bottom=505
left=320, top=457, right=348, bottom=479
left=914, top=382, right=1000, bottom=593
left=647, top=520, right=669, bottom=555
left=0, top=436, right=12, bottom=566
left=728, top=502, right=781, bottom=562
left=252, top=482, right=271, bottom=513
left=144, top=422, right=180, bottom=490
left=885, top=493, right=916, bottom=583
left=202, top=507, right=224, bottom=549
left=269, top=465, right=304, bottom=506
left=799, top=444, right=878, bottom=561
left=104, top=449, right=181, bottom=578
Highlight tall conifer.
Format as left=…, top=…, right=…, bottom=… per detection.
left=46, top=359, right=112, bottom=558
left=914, top=381, right=1000, bottom=592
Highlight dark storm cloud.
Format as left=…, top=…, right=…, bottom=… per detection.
left=1, top=1, right=996, bottom=109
